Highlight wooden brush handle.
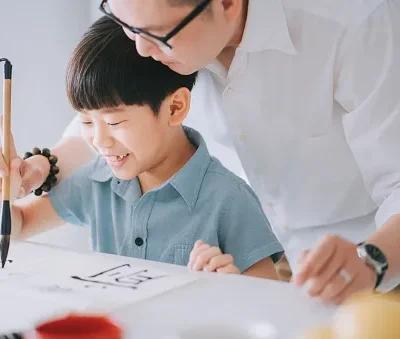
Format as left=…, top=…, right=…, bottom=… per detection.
left=2, top=79, right=11, bottom=202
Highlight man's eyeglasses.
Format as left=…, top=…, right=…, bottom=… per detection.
left=99, top=0, right=212, bottom=51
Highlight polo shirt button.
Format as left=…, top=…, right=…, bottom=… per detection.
left=135, top=237, right=144, bottom=247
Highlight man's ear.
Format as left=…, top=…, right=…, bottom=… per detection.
left=218, top=0, right=243, bottom=23
left=167, top=87, right=191, bottom=126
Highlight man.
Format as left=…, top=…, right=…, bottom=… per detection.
left=4, top=0, right=400, bottom=303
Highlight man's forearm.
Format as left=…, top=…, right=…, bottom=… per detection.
left=367, top=214, right=400, bottom=281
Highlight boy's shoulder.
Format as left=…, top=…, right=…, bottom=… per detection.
left=201, top=156, right=258, bottom=202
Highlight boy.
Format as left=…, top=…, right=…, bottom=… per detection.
left=8, top=17, right=283, bottom=278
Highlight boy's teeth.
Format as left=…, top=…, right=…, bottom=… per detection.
left=110, top=154, right=128, bottom=161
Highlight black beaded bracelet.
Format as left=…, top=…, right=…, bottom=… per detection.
left=23, top=147, right=59, bottom=196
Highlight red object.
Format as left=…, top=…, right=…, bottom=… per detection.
left=31, top=314, right=123, bottom=339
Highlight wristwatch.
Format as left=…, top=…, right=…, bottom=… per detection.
left=356, top=242, right=388, bottom=289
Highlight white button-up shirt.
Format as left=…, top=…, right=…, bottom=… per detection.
left=184, top=0, right=400, bottom=268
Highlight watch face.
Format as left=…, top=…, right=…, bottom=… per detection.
left=365, top=244, right=387, bottom=264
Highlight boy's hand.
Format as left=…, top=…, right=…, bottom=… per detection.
left=188, top=240, right=240, bottom=274
left=0, top=116, right=49, bottom=199
left=0, top=125, right=23, bottom=202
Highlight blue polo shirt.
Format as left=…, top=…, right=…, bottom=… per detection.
left=48, top=128, right=283, bottom=272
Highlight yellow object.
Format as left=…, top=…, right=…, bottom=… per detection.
left=333, top=293, right=400, bottom=339
left=301, top=293, right=400, bottom=339
left=301, top=326, right=335, bottom=339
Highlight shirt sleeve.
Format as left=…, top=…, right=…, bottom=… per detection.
left=334, top=1, right=400, bottom=228
left=47, top=164, right=94, bottom=227
left=219, top=182, right=284, bottom=273
left=62, top=115, right=82, bottom=138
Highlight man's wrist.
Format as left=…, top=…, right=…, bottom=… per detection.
left=356, top=242, right=389, bottom=289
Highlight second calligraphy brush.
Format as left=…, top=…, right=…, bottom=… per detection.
left=0, top=58, right=13, bottom=268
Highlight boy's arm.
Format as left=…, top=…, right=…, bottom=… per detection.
left=219, top=183, right=284, bottom=279
left=188, top=243, right=278, bottom=279
left=189, top=183, right=283, bottom=280
left=12, top=196, right=66, bottom=239
left=0, top=116, right=93, bottom=198
left=243, top=257, right=279, bottom=280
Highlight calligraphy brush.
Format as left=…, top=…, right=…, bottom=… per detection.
left=0, top=58, right=13, bottom=268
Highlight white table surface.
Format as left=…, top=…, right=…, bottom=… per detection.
left=1, top=241, right=336, bottom=339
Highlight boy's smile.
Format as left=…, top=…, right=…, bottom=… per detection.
left=102, top=153, right=130, bottom=169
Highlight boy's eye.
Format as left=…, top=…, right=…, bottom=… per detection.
left=81, top=121, right=92, bottom=125
left=108, top=121, right=126, bottom=126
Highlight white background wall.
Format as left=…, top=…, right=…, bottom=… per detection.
left=0, top=1, right=95, bottom=251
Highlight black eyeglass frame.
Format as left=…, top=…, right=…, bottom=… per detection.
left=99, top=0, right=212, bottom=49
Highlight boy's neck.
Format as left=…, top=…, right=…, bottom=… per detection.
left=138, top=129, right=196, bottom=194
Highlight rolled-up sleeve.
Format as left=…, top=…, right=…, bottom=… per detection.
left=334, top=1, right=400, bottom=228
left=62, top=115, right=83, bottom=138
left=47, top=164, right=94, bottom=227
left=219, top=183, right=284, bottom=273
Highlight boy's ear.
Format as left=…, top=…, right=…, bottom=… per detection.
left=167, top=87, right=191, bottom=126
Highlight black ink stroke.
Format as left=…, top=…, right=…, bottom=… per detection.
left=71, top=264, right=167, bottom=290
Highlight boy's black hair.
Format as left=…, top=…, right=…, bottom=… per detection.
left=66, top=16, right=197, bottom=114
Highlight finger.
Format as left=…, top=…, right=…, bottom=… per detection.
left=9, top=158, right=23, bottom=202
left=293, top=235, right=338, bottom=286
left=193, top=240, right=204, bottom=250
left=332, top=275, right=364, bottom=305
left=0, top=148, right=9, bottom=177
left=19, top=163, right=46, bottom=196
left=297, top=250, right=310, bottom=264
left=216, top=264, right=240, bottom=274
left=204, top=254, right=234, bottom=272
left=307, top=253, right=346, bottom=297
left=0, top=115, right=18, bottom=161
left=319, top=267, right=356, bottom=303
left=188, top=243, right=211, bottom=269
left=192, top=247, right=222, bottom=271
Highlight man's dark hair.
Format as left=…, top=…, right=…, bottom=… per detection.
left=66, top=16, right=197, bottom=114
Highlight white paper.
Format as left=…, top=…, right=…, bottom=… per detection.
left=0, top=242, right=197, bottom=333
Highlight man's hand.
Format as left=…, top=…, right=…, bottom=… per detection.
left=292, top=235, right=376, bottom=304
left=188, top=240, right=240, bottom=274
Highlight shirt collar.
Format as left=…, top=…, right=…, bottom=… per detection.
left=239, top=0, right=297, bottom=54
left=89, top=157, right=113, bottom=182
left=88, top=127, right=211, bottom=211
left=169, top=127, right=211, bottom=211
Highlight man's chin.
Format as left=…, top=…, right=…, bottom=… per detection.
left=167, top=63, right=198, bottom=75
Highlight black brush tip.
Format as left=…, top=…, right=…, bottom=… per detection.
left=0, top=235, right=10, bottom=268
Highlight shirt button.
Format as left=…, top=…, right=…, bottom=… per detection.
left=226, top=87, right=234, bottom=95
left=266, top=202, right=274, bottom=208
left=282, top=225, right=289, bottom=231
left=135, top=237, right=144, bottom=247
